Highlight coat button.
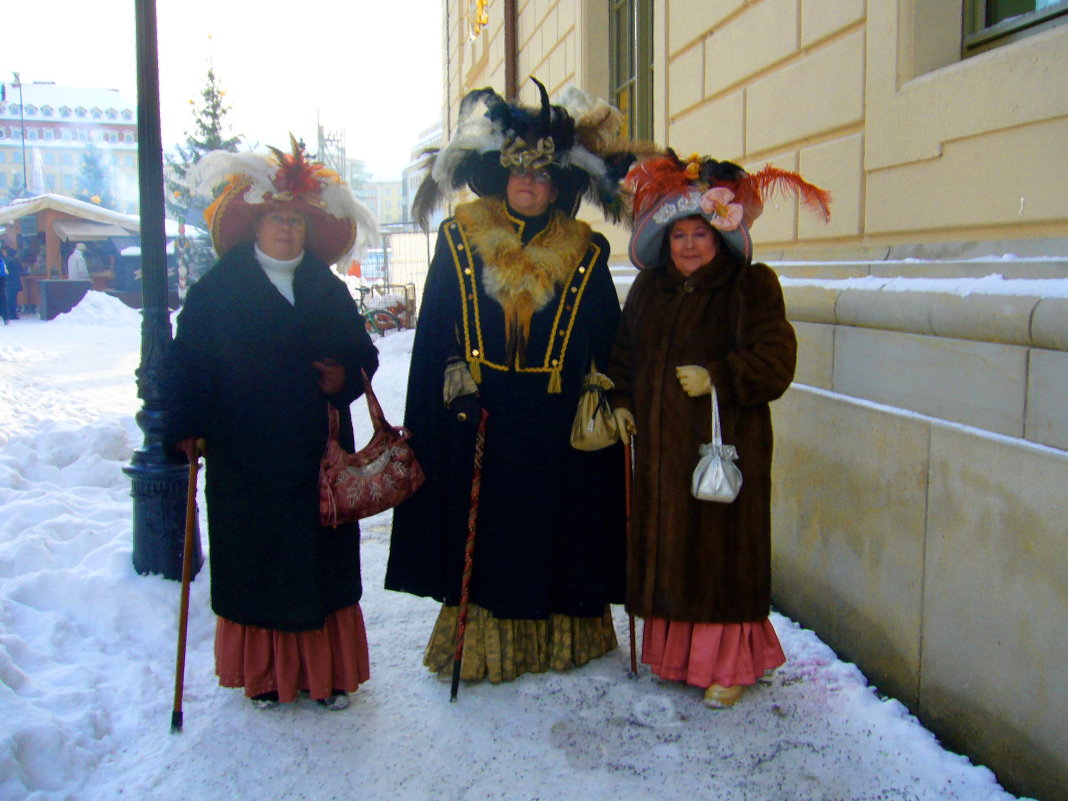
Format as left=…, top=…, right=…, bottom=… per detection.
left=457, top=244, right=465, bottom=251
left=684, top=280, right=695, bottom=293
left=464, top=268, right=473, bottom=275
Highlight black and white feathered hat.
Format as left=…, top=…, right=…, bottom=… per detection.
left=412, top=78, right=655, bottom=229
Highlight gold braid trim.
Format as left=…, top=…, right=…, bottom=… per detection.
left=454, top=197, right=591, bottom=363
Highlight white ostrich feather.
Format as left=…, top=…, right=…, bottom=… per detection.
left=431, top=116, right=503, bottom=187
left=189, top=150, right=278, bottom=202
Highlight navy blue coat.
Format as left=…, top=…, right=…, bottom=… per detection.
left=386, top=205, right=626, bottom=619
left=165, top=242, right=378, bottom=631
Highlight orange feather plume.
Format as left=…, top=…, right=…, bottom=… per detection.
left=738, top=165, right=831, bottom=222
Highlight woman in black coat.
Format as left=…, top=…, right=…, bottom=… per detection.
left=165, top=140, right=379, bottom=710
left=386, top=81, right=634, bottom=684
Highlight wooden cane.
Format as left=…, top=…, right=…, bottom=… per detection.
left=451, top=409, right=490, bottom=702
left=171, top=439, right=204, bottom=733
left=624, top=433, right=638, bottom=678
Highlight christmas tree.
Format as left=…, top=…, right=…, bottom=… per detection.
left=166, top=65, right=244, bottom=291
left=75, top=141, right=115, bottom=209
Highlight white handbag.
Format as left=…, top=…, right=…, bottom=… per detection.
left=691, top=386, right=742, bottom=503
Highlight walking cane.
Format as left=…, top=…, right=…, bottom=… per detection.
left=624, top=432, right=638, bottom=678
left=451, top=409, right=490, bottom=702
left=171, top=439, right=204, bottom=733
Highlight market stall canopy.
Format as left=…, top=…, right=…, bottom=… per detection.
left=0, top=193, right=140, bottom=230
left=52, top=219, right=135, bottom=241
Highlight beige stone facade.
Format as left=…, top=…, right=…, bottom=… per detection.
left=443, top=0, right=1068, bottom=261
left=439, top=3, right=1068, bottom=798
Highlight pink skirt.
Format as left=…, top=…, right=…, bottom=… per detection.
left=642, top=616, right=785, bottom=688
left=215, top=603, right=370, bottom=703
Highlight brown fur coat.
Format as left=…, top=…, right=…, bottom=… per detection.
left=607, top=251, right=796, bottom=622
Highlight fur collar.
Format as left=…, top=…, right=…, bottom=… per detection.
left=454, top=197, right=590, bottom=360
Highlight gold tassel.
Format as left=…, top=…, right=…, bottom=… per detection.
left=548, top=368, right=562, bottom=394
left=468, top=358, right=482, bottom=383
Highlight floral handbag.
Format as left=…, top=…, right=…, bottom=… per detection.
left=691, top=385, right=743, bottom=503
left=319, top=370, right=425, bottom=527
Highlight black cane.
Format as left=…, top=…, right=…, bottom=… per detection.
left=451, top=408, right=490, bottom=701
left=624, top=432, right=638, bottom=678
left=171, top=439, right=203, bottom=732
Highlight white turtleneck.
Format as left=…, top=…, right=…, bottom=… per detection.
left=254, top=244, right=303, bottom=305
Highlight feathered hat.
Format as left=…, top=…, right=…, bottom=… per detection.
left=627, top=150, right=831, bottom=269
left=412, top=78, right=657, bottom=229
left=192, top=135, right=379, bottom=266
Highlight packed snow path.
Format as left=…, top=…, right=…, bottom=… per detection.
left=0, top=293, right=1030, bottom=801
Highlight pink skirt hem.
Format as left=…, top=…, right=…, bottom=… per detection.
left=642, top=616, right=785, bottom=688
left=215, top=603, right=370, bottom=703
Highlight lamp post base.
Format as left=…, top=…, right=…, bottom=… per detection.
left=124, top=408, right=202, bottom=581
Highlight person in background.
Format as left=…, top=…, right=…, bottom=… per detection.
left=608, top=151, right=829, bottom=708
left=67, top=243, right=89, bottom=281
left=164, top=137, right=380, bottom=711
left=0, top=251, right=8, bottom=325
left=387, top=80, right=642, bottom=684
left=2, top=246, right=23, bottom=320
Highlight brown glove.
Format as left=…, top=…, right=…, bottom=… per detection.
left=313, top=358, right=346, bottom=395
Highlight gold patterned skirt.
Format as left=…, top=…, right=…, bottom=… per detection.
left=423, top=603, right=618, bottom=683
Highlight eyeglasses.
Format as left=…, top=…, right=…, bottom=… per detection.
left=263, top=213, right=307, bottom=229
left=509, top=167, right=553, bottom=184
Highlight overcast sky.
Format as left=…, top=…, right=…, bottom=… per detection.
left=4, top=0, right=444, bottom=180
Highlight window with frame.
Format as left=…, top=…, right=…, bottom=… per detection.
left=42, top=105, right=53, bottom=116
left=27, top=129, right=38, bottom=140
left=75, top=108, right=87, bottom=118
left=609, top=0, right=653, bottom=140
left=26, top=105, right=37, bottom=116
left=964, top=0, right=1068, bottom=54
left=44, top=129, right=54, bottom=140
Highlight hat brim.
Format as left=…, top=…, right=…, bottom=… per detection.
left=629, top=189, right=752, bottom=270
left=209, top=179, right=357, bottom=266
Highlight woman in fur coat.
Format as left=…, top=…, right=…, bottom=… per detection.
left=165, top=139, right=379, bottom=711
left=386, top=80, right=638, bottom=683
left=608, top=152, right=829, bottom=708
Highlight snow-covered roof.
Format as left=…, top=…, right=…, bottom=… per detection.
left=0, top=82, right=135, bottom=119
left=0, top=193, right=140, bottom=228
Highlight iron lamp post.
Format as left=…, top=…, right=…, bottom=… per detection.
left=124, top=0, right=202, bottom=581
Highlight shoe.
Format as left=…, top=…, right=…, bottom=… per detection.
left=250, top=691, right=279, bottom=709
left=316, top=692, right=350, bottom=711
left=703, top=684, right=745, bottom=709
left=757, top=668, right=777, bottom=685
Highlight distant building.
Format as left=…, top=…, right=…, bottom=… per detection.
left=368, top=180, right=405, bottom=225
left=0, top=81, right=138, bottom=212
left=401, top=122, right=443, bottom=226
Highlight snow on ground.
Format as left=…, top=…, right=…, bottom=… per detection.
left=0, top=292, right=1034, bottom=801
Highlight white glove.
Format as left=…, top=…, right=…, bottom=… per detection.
left=676, top=365, right=712, bottom=397
left=613, top=407, right=636, bottom=436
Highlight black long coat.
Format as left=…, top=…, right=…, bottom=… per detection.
left=165, top=242, right=379, bottom=632
left=607, top=252, right=796, bottom=623
left=385, top=205, right=626, bottom=619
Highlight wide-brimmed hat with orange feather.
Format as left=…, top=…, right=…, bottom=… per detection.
left=627, top=150, right=831, bottom=269
left=192, top=135, right=378, bottom=266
